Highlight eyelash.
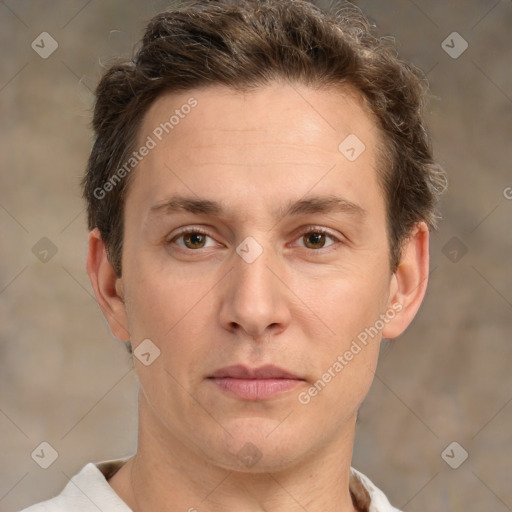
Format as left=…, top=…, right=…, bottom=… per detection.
left=168, top=226, right=341, bottom=251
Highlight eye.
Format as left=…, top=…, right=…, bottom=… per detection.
left=170, top=229, right=218, bottom=250
left=296, top=228, right=339, bottom=249
left=169, top=227, right=340, bottom=252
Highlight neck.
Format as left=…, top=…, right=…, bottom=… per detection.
left=109, top=395, right=359, bottom=512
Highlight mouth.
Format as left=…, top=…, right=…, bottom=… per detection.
left=207, top=364, right=306, bottom=401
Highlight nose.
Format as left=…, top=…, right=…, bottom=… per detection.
left=218, top=244, right=291, bottom=341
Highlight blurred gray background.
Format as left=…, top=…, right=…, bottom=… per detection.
left=1, top=1, right=511, bottom=511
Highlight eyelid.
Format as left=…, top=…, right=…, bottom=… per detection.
left=169, top=226, right=211, bottom=239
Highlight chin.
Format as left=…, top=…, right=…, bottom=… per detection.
left=201, top=417, right=309, bottom=473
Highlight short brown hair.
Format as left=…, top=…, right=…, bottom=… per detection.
left=82, top=0, right=446, bottom=276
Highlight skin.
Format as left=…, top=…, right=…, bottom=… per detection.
left=86, top=81, right=429, bottom=512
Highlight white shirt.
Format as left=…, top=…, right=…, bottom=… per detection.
left=19, top=459, right=402, bottom=512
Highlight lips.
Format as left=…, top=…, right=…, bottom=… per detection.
left=209, top=364, right=303, bottom=380
left=208, top=365, right=305, bottom=400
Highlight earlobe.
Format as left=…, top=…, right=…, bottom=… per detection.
left=86, top=228, right=130, bottom=342
left=382, top=222, right=430, bottom=340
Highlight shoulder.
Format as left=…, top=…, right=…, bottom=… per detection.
left=350, top=467, right=402, bottom=512
left=18, top=502, right=55, bottom=512
left=18, top=460, right=131, bottom=512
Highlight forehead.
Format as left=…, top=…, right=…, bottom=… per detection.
left=139, top=81, right=378, bottom=149
left=128, top=82, right=384, bottom=219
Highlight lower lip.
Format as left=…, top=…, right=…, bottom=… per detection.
left=209, top=378, right=303, bottom=400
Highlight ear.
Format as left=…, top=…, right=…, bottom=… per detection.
left=382, top=222, right=430, bottom=339
left=86, top=228, right=130, bottom=342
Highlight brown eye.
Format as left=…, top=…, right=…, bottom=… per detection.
left=183, top=232, right=207, bottom=249
left=170, top=228, right=218, bottom=252
left=303, top=232, right=327, bottom=249
left=297, top=229, right=338, bottom=250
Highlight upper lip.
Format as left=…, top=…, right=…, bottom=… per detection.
left=209, top=364, right=303, bottom=380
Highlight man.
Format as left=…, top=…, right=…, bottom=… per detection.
left=21, top=0, right=446, bottom=510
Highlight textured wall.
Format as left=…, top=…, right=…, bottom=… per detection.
left=1, top=1, right=511, bottom=511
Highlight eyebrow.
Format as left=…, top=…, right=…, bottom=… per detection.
left=148, top=194, right=366, bottom=221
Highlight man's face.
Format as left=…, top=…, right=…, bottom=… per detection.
left=118, top=83, right=398, bottom=470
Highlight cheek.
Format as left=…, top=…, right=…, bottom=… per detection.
left=295, top=262, right=391, bottom=400
left=124, top=273, right=214, bottom=403
left=295, top=274, right=387, bottom=416
left=300, top=263, right=391, bottom=339
left=124, top=246, right=210, bottom=331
